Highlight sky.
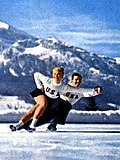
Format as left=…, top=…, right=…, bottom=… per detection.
left=0, top=0, right=120, bottom=57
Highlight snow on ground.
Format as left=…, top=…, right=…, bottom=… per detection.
left=0, top=123, right=120, bottom=160
left=0, top=96, right=120, bottom=159
left=0, top=95, right=120, bottom=123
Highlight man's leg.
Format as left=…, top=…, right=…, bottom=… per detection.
left=47, top=99, right=72, bottom=131
left=34, top=97, right=58, bottom=129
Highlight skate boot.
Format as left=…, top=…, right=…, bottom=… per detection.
left=9, top=125, right=17, bottom=132
left=47, top=123, right=57, bottom=132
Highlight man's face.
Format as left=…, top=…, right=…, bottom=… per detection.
left=52, top=69, right=63, bottom=84
left=71, top=76, right=82, bottom=87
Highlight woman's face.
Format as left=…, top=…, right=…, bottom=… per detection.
left=52, top=69, right=63, bottom=84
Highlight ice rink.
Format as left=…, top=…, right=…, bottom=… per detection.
left=0, top=123, right=120, bottom=160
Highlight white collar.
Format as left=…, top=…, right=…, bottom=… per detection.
left=52, top=79, right=62, bottom=86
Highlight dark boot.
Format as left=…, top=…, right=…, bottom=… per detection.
left=47, top=123, right=57, bottom=131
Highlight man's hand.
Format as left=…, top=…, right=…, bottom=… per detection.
left=94, top=86, right=103, bottom=94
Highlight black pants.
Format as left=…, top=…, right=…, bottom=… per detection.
left=50, top=99, right=72, bottom=125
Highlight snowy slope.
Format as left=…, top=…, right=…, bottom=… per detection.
left=1, top=108, right=120, bottom=124
left=0, top=21, right=37, bottom=51
left=0, top=22, right=120, bottom=116
left=0, top=95, right=120, bottom=123
left=115, top=57, right=120, bottom=64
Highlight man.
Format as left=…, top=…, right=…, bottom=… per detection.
left=46, top=72, right=102, bottom=131
left=37, top=73, right=102, bottom=131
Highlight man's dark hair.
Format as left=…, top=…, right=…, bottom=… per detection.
left=71, top=73, right=82, bottom=80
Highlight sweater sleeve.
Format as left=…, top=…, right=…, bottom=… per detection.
left=34, top=72, right=49, bottom=89
left=64, top=85, right=101, bottom=97
left=82, top=89, right=99, bottom=97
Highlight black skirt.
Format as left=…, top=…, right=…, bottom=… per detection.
left=30, top=88, right=45, bottom=98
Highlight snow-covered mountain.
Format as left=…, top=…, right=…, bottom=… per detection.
left=0, top=22, right=120, bottom=111
left=0, top=21, right=37, bottom=51
left=115, top=57, right=120, bottom=64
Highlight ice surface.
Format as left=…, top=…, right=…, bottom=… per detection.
left=0, top=123, right=120, bottom=160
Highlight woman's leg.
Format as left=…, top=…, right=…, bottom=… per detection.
left=10, top=95, right=48, bottom=131
left=21, top=104, right=39, bottom=123
left=29, top=95, right=48, bottom=129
